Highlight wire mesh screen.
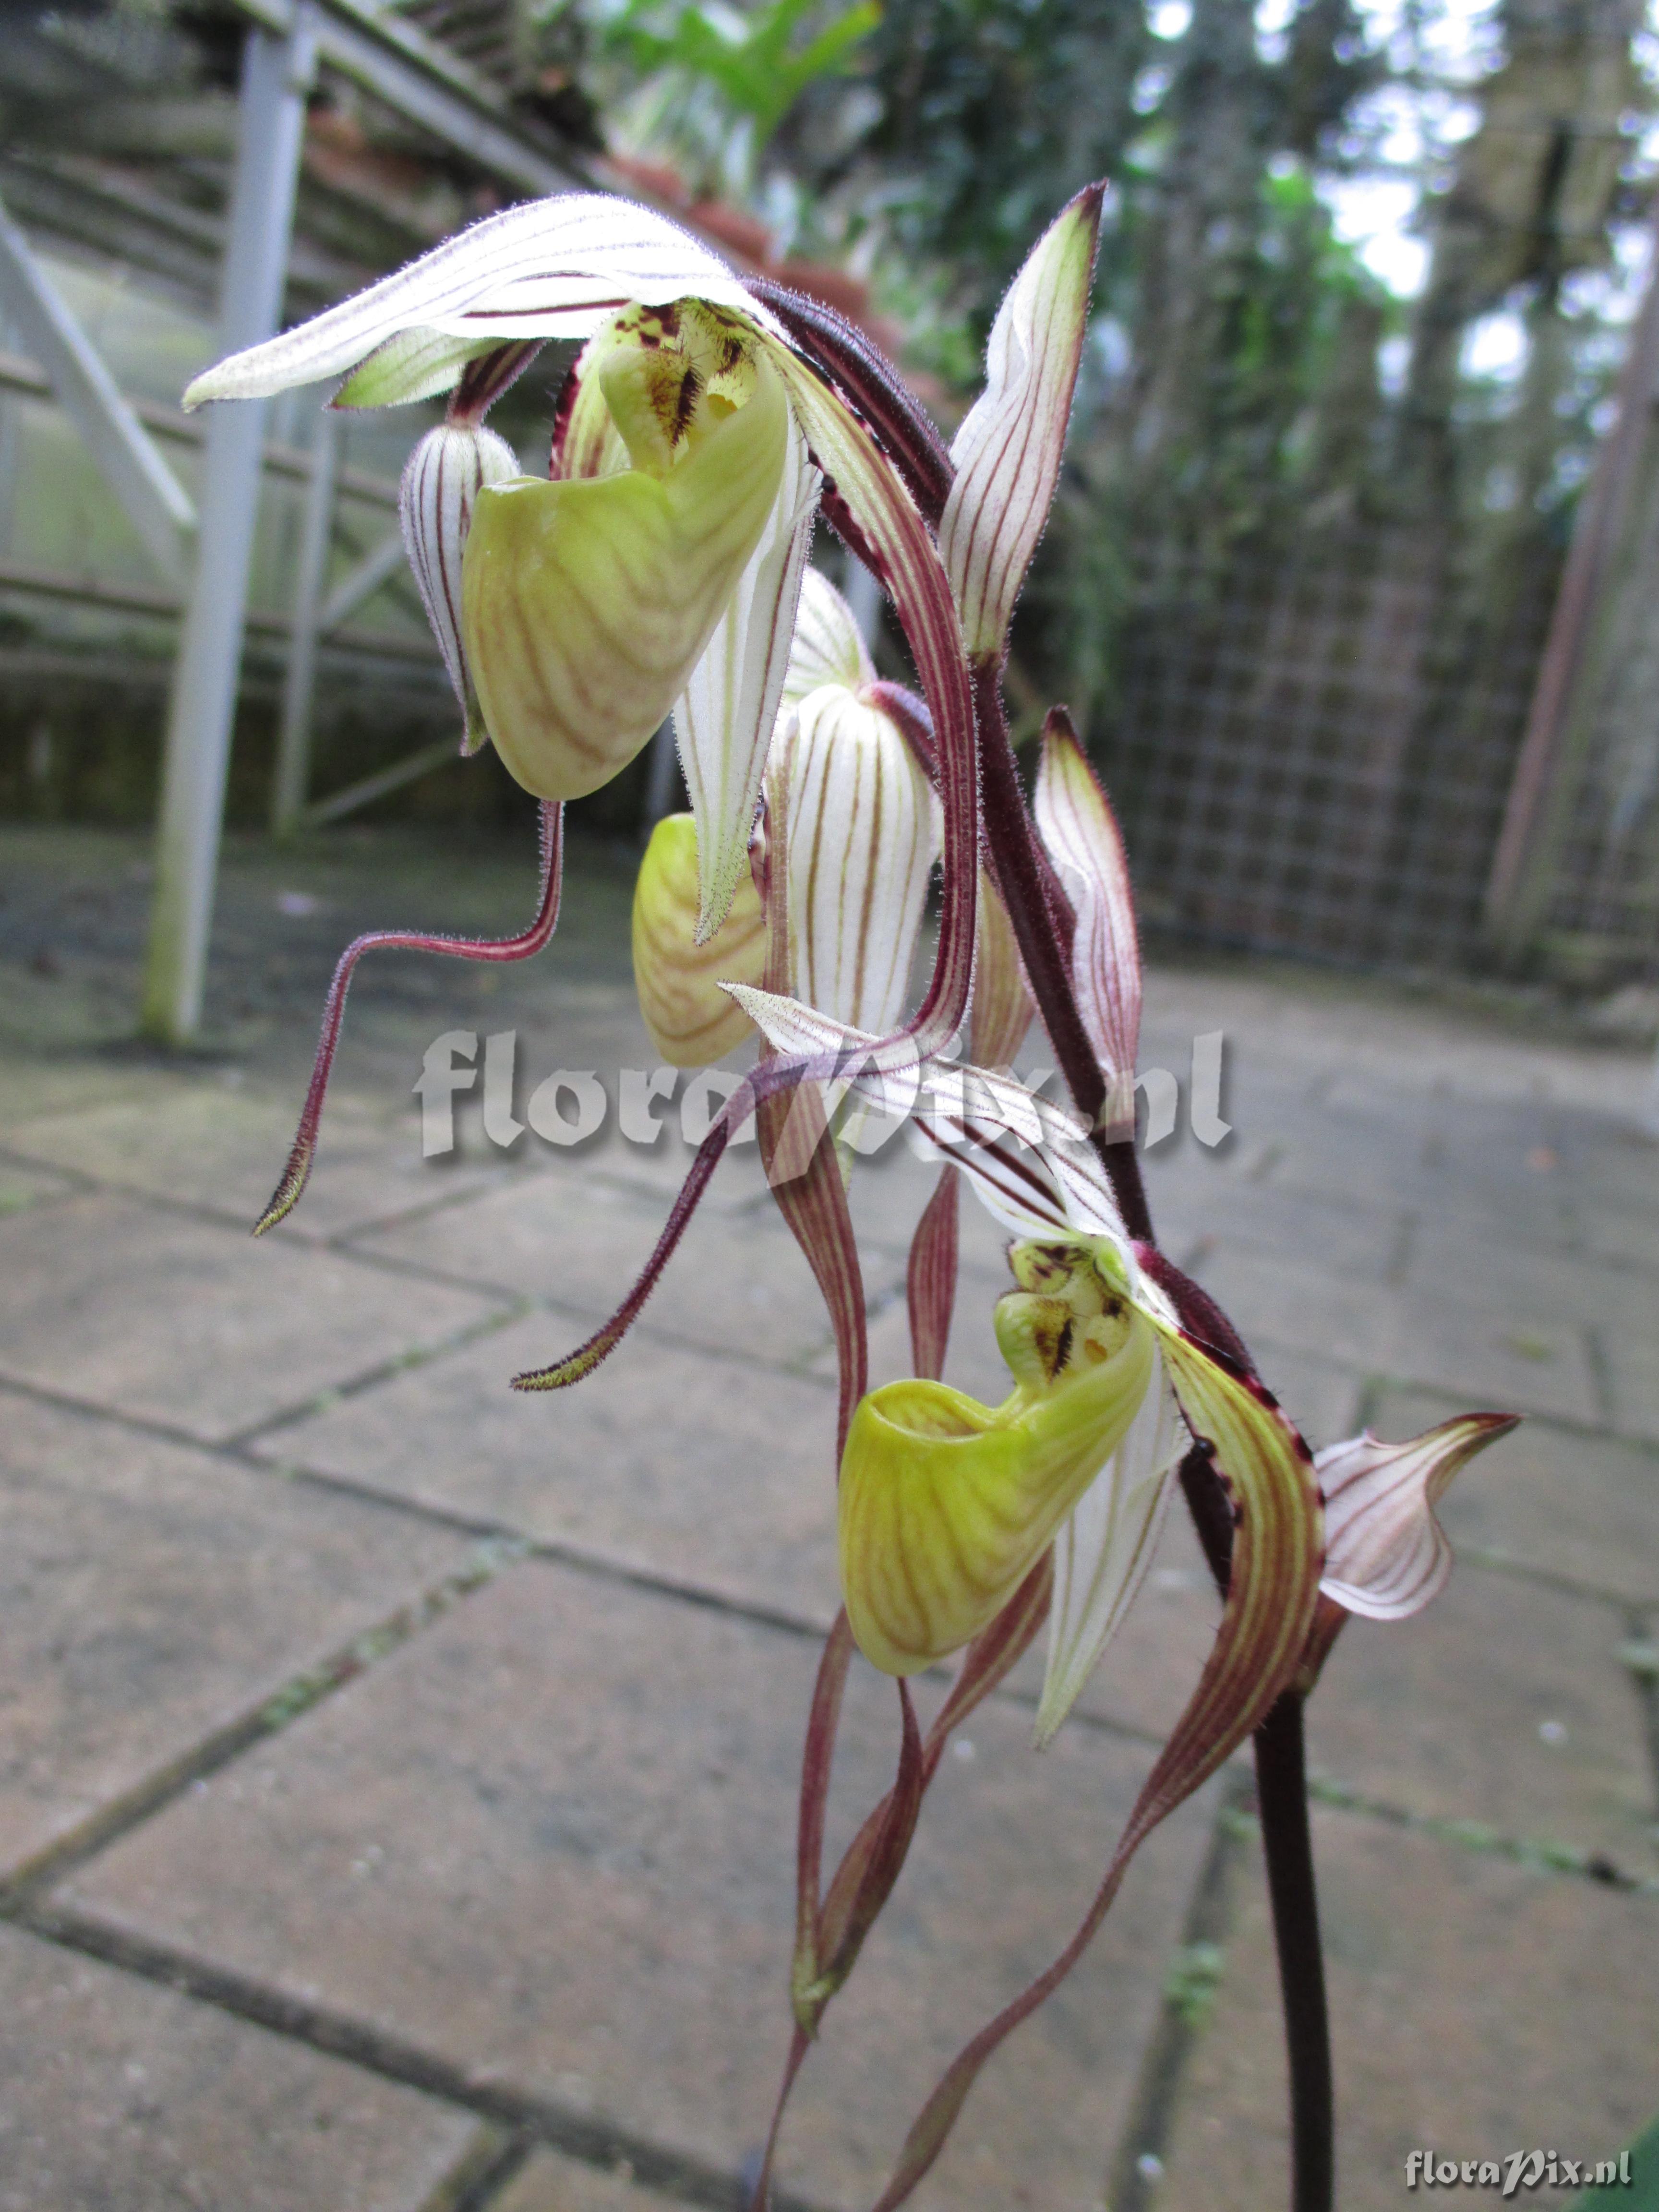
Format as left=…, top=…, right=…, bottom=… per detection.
left=1540, top=517, right=1659, bottom=977
left=1093, top=526, right=1565, bottom=970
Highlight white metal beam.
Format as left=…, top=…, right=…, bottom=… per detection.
left=319, top=521, right=408, bottom=633
left=141, top=10, right=320, bottom=1045
left=228, top=0, right=587, bottom=201
left=0, top=192, right=195, bottom=583
left=271, top=406, right=340, bottom=837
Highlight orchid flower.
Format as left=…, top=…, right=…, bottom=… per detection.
left=630, top=567, right=938, bottom=1081
left=195, top=177, right=1520, bottom=2212
left=187, top=192, right=982, bottom=1229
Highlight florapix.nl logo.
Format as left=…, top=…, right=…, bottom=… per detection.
left=411, top=1031, right=1235, bottom=1160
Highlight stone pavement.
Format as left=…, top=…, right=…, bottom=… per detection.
left=0, top=821, right=1656, bottom=2212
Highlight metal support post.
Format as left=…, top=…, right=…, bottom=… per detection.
left=0, top=193, right=195, bottom=583
left=141, top=7, right=318, bottom=1044
left=271, top=404, right=339, bottom=836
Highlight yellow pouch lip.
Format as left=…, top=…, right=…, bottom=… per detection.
left=462, top=350, right=788, bottom=804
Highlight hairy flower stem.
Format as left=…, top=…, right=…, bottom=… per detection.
left=1176, top=1445, right=1333, bottom=2212
left=969, top=658, right=1153, bottom=1243
left=1255, top=1694, right=1335, bottom=2212
left=975, top=632, right=1332, bottom=2211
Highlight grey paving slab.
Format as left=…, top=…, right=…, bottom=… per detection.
left=60, top=1554, right=1216, bottom=2212
left=1308, top=1566, right=1656, bottom=1872
left=1191, top=1244, right=1602, bottom=1424
left=1600, top=1327, right=1659, bottom=1448
left=488, top=2148, right=688, bottom=2212
left=1370, top=1386, right=1659, bottom=1606
left=1156, top=1811, right=1659, bottom=2212
left=1403, top=1219, right=1659, bottom=1347
left=0, top=1391, right=472, bottom=1880
left=7, top=1080, right=505, bottom=1242
left=0, top=1919, right=480, bottom=2212
left=254, top=1307, right=845, bottom=1623
left=0, top=1190, right=504, bottom=1442
left=347, top=1160, right=901, bottom=1372
left=0, top=1155, right=74, bottom=1218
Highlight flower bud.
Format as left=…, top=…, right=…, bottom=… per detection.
left=462, top=346, right=789, bottom=803
left=632, top=813, right=766, bottom=1066
left=398, top=421, right=521, bottom=753
left=783, top=683, right=937, bottom=1036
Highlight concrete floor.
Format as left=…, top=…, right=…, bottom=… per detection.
left=0, top=820, right=1655, bottom=2212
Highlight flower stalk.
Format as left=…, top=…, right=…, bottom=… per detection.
left=194, top=181, right=1525, bottom=2212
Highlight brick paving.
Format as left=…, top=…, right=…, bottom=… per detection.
left=0, top=822, right=1656, bottom=2211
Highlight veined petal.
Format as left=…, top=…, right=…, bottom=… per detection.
left=1035, top=1353, right=1188, bottom=1744
left=1317, top=1414, right=1518, bottom=1620
left=840, top=1305, right=1156, bottom=1675
left=760, top=340, right=978, bottom=1060
left=727, top=993, right=1087, bottom=1159
left=1034, top=708, right=1140, bottom=1091
left=783, top=566, right=875, bottom=701
left=184, top=194, right=773, bottom=409
left=1149, top=1327, right=1325, bottom=1770
left=462, top=350, right=788, bottom=801
left=398, top=421, right=521, bottom=752
left=969, top=870, right=1034, bottom=1070
left=675, top=408, right=820, bottom=939
left=783, top=683, right=937, bottom=1036
left=632, top=813, right=765, bottom=1066
left=938, top=185, right=1104, bottom=656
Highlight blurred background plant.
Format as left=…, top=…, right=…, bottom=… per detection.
left=4, top=0, right=1658, bottom=984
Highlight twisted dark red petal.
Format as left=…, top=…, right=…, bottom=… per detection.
left=254, top=802, right=564, bottom=1237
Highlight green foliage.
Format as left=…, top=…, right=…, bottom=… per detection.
left=853, top=0, right=1150, bottom=327
left=601, top=0, right=881, bottom=144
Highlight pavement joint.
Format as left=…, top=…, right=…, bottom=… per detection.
left=418, top=2125, right=529, bottom=2212
left=1105, top=1776, right=1259, bottom=2212
left=3, top=1902, right=835, bottom=2212
left=1301, top=1770, right=1659, bottom=1895
left=0, top=1536, right=530, bottom=1911
left=222, top=1297, right=537, bottom=1450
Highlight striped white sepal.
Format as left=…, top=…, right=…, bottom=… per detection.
left=1035, top=1349, right=1189, bottom=1744
left=781, top=683, right=938, bottom=1037
left=1317, top=1415, right=1518, bottom=1620
left=398, top=421, right=522, bottom=752
left=184, top=194, right=774, bottom=409
left=781, top=566, right=875, bottom=704
left=674, top=409, right=820, bottom=940
left=938, top=184, right=1103, bottom=656
left=1034, top=709, right=1141, bottom=1103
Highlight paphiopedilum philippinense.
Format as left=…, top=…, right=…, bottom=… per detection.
left=191, top=180, right=1517, bottom=2212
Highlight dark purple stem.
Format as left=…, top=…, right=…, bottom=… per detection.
left=1255, top=1696, right=1335, bottom=2212
left=970, top=659, right=1154, bottom=1244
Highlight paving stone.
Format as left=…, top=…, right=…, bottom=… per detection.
left=346, top=1163, right=885, bottom=1371
left=1368, top=1386, right=1659, bottom=1606
left=0, top=1392, right=471, bottom=1880
left=1157, top=1177, right=1404, bottom=1286
left=0, top=1190, right=502, bottom=1442
left=6, top=1081, right=505, bottom=1241
left=1403, top=1219, right=1659, bottom=1352
left=1191, top=1246, right=1602, bottom=1424
left=1308, top=1566, right=1656, bottom=1872
left=1155, top=1810, right=1659, bottom=2212
left=0, top=1056, right=182, bottom=1131
left=0, top=1919, right=480, bottom=2212
left=0, top=1154, right=75, bottom=1218
left=1567, top=1191, right=1659, bottom=1277
left=1599, top=1327, right=1659, bottom=1449
left=62, top=1555, right=1217, bottom=2212
left=488, top=2148, right=687, bottom=2212
left=256, top=1309, right=844, bottom=1623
